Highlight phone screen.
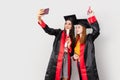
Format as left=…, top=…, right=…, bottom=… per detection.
left=43, top=8, right=49, bottom=15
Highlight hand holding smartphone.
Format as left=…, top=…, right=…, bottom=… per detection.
left=43, top=8, right=49, bottom=15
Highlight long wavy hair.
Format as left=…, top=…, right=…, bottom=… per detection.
left=75, top=26, right=86, bottom=44
left=64, top=20, right=75, bottom=56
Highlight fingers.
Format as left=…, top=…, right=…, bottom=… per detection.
left=73, top=54, right=79, bottom=60
left=67, top=38, right=71, bottom=45
left=37, top=9, right=45, bottom=21
left=38, top=9, right=45, bottom=15
left=87, top=6, right=94, bottom=17
left=88, top=6, right=91, bottom=12
left=67, top=38, right=71, bottom=48
left=87, top=6, right=93, bottom=15
left=75, top=54, right=79, bottom=57
left=67, top=37, right=70, bottom=42
left=88, top=6, right=92, bottom=12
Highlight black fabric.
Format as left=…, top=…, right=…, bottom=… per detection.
left=42, top=25, right=73, bottom=80
left=43, top=25, right=62, bottom=80
left=83, top=21, right=100, bottom=80
left=42, top=19, right=100, bottom=80
left=75, top=19, right=91, bottom=28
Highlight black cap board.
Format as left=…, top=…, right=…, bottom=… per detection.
left=75, top=19, right=91, bottom=28
left=64, top=14, right=77, bottom=25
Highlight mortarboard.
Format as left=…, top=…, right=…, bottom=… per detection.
left=75, top=19, right=91, bottom=28
left=64, top=14, right=77, bottom=25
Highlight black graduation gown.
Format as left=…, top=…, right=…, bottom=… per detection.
left=77, top=20, right=100, bottom=80
left=41, top=25, right=72, bottom=80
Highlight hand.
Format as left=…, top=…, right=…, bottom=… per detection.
left=87, top=6, right=94, bottom=17
left=37, top=9, right=45, bottom=23
left=66, top=37, right=71, bottom=48
left=73, top=54, right=79, bottom=60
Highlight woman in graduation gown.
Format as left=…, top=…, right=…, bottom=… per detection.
left=37, top=9, right=76, bottom=80
left=73, top=7, right=100, bottom=80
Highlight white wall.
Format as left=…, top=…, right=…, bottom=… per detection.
left=0, top=0, right=120, bottom=80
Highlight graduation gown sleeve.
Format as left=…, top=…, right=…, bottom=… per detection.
left=38, top=20, right=61, bottom=36
left=88, top=16, right=100, bottom=41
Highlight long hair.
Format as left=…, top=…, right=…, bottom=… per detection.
left=75, top=26, right=86, bottom=44
left=70, top=23, right=75, bottom=56
left=64, top=20, right=75, bottom=56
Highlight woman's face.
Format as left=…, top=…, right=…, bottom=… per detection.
left=64, top=20, right=72, bottom=31
left=75, top=24, right=84, bottom=34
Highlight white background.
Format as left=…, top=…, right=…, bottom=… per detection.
left=0, top=0, right=120, bottom=80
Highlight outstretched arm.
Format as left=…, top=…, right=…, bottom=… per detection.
left=37, top=9, right=61, bottom=36
left=87, top=7, right=100, bottom=41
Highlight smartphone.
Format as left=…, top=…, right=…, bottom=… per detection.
left=43, top=8, right=49, bottom=15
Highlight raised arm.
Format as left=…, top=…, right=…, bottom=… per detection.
left=87, top=7, right=100, bottom=41
left=37, top=9, right=61, bottom=36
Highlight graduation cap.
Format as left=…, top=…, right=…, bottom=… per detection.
left=64, top=14, right=77, bottom=25
left=75, top=19, right=91, bottom=28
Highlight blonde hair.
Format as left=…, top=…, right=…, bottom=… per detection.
left=76, top=26, right=86, bottom=44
